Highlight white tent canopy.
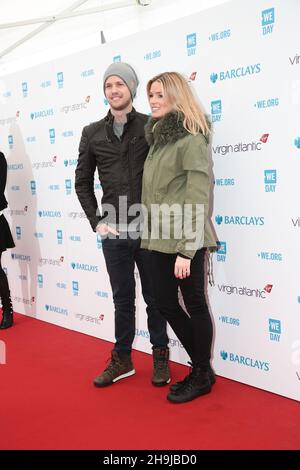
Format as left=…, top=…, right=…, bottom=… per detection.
left=0, top=0, right=230, bottom=73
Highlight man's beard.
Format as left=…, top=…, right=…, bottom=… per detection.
left=109, top=96, right=132, bottom=111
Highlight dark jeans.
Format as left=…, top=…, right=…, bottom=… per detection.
left=102, top=235, right=168, bottom=353
left=150, top=249, right=213, bottom=368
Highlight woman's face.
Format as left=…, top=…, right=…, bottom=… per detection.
left=148, top=81, right=173, bottom=119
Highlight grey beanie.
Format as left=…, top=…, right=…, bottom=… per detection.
left=103, top=62, right=139, bottom=99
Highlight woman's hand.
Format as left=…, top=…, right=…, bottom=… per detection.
left=174, top=255, right=191, bottom=279
left=97, top=223, right=120, bottom=237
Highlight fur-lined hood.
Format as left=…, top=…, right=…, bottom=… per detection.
left=144, top=111, right=209, bottom=147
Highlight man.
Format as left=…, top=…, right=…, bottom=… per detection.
left=75, top=62, right=170, bottom=387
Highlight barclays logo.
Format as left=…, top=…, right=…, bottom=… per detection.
left=71, top=262, right=99, bottom=272
left=261, top=7, right=275, bottom=35
left=38, top=210, right=62, bottom=218
left=220, top=350, right=228, bottom=360
left=30, top=109, right=54, bottom=119
left=220, top=350, right=270, bottom=371
left=113, top=55, right=121, bottom=62
left=210, top=73, right=218, bottom=83
left=294, top=137, right=300, bottom=149
left=45, top=304, right=68, bottom=315
left=215, top=215, right=264, bottom=226
left=210, top=64, right=261, bottom=83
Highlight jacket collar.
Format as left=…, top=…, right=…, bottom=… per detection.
left=105, top=107, right=137, bottom=126
left=144, top=112, right=189, bottom=147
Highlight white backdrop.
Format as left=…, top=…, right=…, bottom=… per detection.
left=0, top=0, right=299, bottom=401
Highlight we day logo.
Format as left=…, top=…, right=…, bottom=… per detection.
left=261, top=8, right=275, bottom=36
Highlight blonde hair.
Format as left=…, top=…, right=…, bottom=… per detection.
left=147, top=71, right=210, bottom=136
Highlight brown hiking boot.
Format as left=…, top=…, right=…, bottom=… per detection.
left=152, top=348, right=171, bottom=386
left=93, top=350, right=135, bottom=387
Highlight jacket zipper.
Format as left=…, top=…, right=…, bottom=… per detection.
left=128, top=137, right=136, bottom=203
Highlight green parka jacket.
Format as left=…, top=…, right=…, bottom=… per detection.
left=141, top=112, right=217, bottom=259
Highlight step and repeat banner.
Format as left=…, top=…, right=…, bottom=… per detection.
left=0, top=0, right=299, bottom=400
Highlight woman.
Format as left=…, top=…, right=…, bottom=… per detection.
left=0, top=151, right=15, bottom=328
left=141, top=72, right=217, bottom=403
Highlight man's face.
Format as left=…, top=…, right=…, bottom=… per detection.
left=104, top=75, right=132, bottom=111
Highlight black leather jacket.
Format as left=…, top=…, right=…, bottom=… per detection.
left=75, top=108, right=149, bottom=231
left=0, top=152, right=8, bottom=211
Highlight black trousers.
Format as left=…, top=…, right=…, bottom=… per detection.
left=102, top=235, right=169, bottom=353
left=150, top=248, right=213, bottom=368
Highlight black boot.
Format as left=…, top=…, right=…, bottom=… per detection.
left=170, top=362, right=216, bottom=393
left=0, top=307, right=13, bottom=329
left=167, top=365, right=211, bottom=403
left=152, top=348, right=171, bottom=386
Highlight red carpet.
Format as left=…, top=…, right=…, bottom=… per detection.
left=0, top=313, right=299, bottom=450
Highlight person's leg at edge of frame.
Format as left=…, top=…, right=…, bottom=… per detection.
left=0, top=251, right=14, bottom=329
